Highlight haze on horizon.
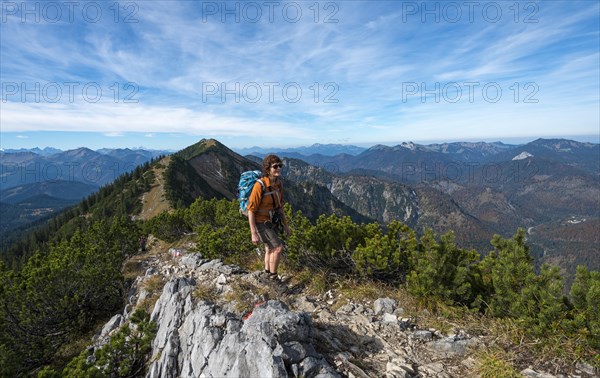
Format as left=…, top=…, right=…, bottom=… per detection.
left=2, top=135, right=599, bottom=155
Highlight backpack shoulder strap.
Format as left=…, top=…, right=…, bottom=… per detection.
left=256, top=178, right=266, bottom=192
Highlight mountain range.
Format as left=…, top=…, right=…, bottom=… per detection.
left=0, top=147, right=170, bottom=240
left=1, top=138, right=598, bottom=284
left=266, top=138, right=599, bottom=281
left=233, top=143, right=367, bottom=157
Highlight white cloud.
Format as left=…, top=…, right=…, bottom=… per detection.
left=0, top=101, right=315, bottom=139
left=1, top=1, right=598, bottom=147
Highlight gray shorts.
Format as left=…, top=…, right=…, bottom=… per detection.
left=256, top=222, right=282, bottom=249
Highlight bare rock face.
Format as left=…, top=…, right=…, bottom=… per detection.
left=145, top=276, right=337, bottom=378
left=88, top=247, right=593, bottom=378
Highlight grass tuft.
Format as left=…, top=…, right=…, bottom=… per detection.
left=224, top=281, right=263, bottom=314
left=192, top=282, right=220, bottom=304
left=475, top=349, right=522, bottom=378
left=137, top=275, right=165, bottom=312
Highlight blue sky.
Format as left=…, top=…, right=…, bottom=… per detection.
left=1, top=0, right=599, bottom=151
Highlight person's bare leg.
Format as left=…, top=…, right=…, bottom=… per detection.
left=269, top=244, right=283, bottom=274
left=264, top=245, right=271, bottom=272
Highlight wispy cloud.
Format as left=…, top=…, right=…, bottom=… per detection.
left=1, top=0, right=598, bottom=148
left=1, top=101, right=315, bottom=139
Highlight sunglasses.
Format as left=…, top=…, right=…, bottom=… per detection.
left=271, top=163, right=283, bottom=169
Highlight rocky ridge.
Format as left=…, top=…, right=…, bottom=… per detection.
left=88, top=237, right=596, bottom=378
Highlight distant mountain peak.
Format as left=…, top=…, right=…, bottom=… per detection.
left=532, top=138, right=583, bottom=148
left=200, top=138, right=221, bottom=147
left=512, top=151, right=534, bottom=161
left=61, top=147, right=98, bottom=158
left=1, top=147, right=63, bottom=156
left=400, top=142, right=417, bottom=151
left=368, top=144, right=391, bottom=151
left=176, top=139, right=234, bottom=160
left=71, top=147, right=95, bottom=153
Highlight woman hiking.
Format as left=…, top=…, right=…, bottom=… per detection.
left=247, top=154, right=291, bottom=280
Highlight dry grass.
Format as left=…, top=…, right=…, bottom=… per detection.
left=329, top=277, right=384, bottom=312
left=474, top=348, right=522, bottom=378
left=192, top=282, right=220, bottom=304
left=292, top=269, right=330, bottom=296
left=224, top=281, right=265, bottom=314
left=141, top=275, right=164, bottom=294
left=228, top=246, right=264, bottom=272
left=122, top=259, right=147, bottom=280
left=410, top=299, right=486, bottom=336
left=136, top=275, right=165, bottom=312
left=338, top=278, right=382, bottom=301
left=477, top=316, right=600, bottom=375
left=138, top=156, right=172, bottom=221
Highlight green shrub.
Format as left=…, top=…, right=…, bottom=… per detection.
left=353, top=221, right=416, bottom=281
left=52, top=309, right=156, bottom=378
left=406, top=230, right=481, bottom=306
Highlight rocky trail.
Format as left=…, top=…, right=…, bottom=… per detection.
left=90, top=236, right=596, bottom=378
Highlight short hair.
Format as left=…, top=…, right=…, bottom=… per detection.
left=262, top=154, right=282, bottom=177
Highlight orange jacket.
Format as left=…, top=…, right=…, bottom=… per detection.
left=247, top=176, right=284, bottom=223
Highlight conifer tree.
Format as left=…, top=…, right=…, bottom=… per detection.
left=569, top=265, right=600, bottom=349
left=406, top=230, right=480, bottom=305
left=480, top=229, right=535, bottom=318
left=353, top=221, right=416, bottom=281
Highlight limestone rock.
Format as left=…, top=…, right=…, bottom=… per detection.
left=93, top=314, right=123, bottom=347
left=412, top=330, right=433, bottom=341
left=374, top=297, right=396, bottom=315
left=521, top=367, right=558, bottom=378
left=576, top=361, right=597, bottom=376
left=145, top=275, right=337, bottom=378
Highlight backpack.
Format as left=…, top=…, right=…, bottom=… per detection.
left=237, top=170, right=265, bottom=216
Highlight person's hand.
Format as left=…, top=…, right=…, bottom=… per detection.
left=251, top=231, right=260, bottom=245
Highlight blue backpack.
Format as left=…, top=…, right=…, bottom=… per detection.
left=237, top=170, right=265, bottom=216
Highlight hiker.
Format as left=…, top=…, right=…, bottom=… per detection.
left=247, top=154, right=290, bottom=280
left=139, top=235, right=147, bottom=252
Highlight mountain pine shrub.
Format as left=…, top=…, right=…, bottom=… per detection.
left=0, top=217, right=138, bottom=374
left=569, top=266, right=600, bottom=351
left=406, top=230, right=481, bottom=306
left=353, top=220, right=416, bottom=281
left=39, top=309, right=157, bottom=378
